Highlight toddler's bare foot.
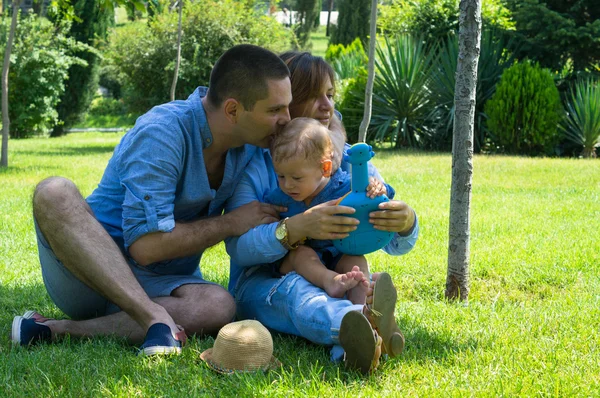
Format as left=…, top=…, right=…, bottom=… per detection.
left=324, top=271, right=360, bottom=298
left=347, top=266, right=370, bottom=305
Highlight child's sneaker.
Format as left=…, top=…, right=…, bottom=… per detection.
left=138, top=323, right=186, bottom=356
left=11, top=316, right=52, bottom=346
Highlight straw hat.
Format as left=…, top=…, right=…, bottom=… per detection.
left=200, top=320, right=282, bottom=374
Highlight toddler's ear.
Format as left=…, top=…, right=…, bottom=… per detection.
left=322, top=159, right=332, bottom=177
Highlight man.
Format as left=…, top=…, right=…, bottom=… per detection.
left=12, top=45, right=292, bottom=355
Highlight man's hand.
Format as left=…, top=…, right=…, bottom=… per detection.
left=287, top=199, right=358, bottom=242
left=369, top=200, right=416, bottom=235
left=226, top=201, right=285, bottom=236
left=366, top=177, right=387, bottom=199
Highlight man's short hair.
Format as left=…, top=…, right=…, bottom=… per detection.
left=207, top=45, right=290, bottom=110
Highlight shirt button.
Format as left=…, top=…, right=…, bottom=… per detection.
left=144, top=195, right=150, bottom=200
left=205, top=138, right=212, bottom=143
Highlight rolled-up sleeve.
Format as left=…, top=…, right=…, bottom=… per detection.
left=383, top=215, right=419, bottom=256
left=117, top=124, right=182, bottom=249
left=224, top=152, right=287, bottom=267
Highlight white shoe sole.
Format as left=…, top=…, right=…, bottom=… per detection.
left=11, top=316, right=24, bottom=345
left=140, top=345, right=182, bottom=356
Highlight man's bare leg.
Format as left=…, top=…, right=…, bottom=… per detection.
left=40, top=284, right=235, bottom=343
left=33, top=177, right=179, bottom=337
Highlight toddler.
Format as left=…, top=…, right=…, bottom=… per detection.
left=266, top=117, right=395, bottom=304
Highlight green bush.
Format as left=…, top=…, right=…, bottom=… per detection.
left=0, top=13, right=87, bottom=138
left=427, top=29, right=518, bottom=152
left=103, top=0, right=293, bottom=113
left=378, top=0, right=514, bottom=45
left=560, top=79, right=600, bottom=158
left=337, top=67, right=367, bottom=143
left=88, top=96, right=128, bottom=117
left=325, top=38, right=367, bottom=81
left=485, top=61, right=562, bottom=155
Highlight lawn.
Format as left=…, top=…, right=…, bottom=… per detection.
left=1, top=133, right=599, bottom=397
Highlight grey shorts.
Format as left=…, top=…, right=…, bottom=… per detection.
left=35, top=219, right=214, bottom=320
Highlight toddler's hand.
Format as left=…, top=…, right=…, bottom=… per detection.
left=366, top=177, right=387, bottom=199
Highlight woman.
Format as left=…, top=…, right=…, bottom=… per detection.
left=224, top=52, right=419, bottom=373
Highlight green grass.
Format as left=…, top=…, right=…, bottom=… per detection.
left=1, top=134, right=600, bottom=396
left=72, top=113, right=139, bottom=130
left=310, top=26, right=330, bottom=58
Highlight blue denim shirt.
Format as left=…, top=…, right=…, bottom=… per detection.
left=86, top=87, right=260, bottom=274
left=224, top=144, right=419, bottom=292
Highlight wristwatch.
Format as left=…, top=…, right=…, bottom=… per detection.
left=275, top=217, right=301, bottom=250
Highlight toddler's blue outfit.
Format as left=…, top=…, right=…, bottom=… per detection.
left=264, top=168, right=395, bottom=270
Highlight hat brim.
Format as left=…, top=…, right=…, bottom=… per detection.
left=200, top=348, right=282, bottom=375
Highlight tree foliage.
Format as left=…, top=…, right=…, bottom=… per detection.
left=0, top=13, right=87, bottom=138
left=330, top=0, right=371, bottom=46
left=294, top=0, right=320, bottom=49
left=103, top=0, right=292, bottom=113
left=52, top=0, right=114, bottom=137
left=485, top=61, right=562, bottom=155
left=504, top=0, right=600, bottom=73
left=378, top=0, right=514, bottom=44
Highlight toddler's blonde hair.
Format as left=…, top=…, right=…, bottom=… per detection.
left=271, top=117, right=339, bottom=170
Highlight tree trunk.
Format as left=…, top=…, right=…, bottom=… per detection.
left=1, top=0, right=20, bottom=168
left=326, top=0, right=333, bottom=37
left=357, top=0, right=376, bottom=143
left=446, top=0, right=482, bottom=301
left=170, top=0, right=183, bottom=102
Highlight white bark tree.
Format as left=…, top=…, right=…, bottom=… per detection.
left=357, top=0, right=377, bottom=143
left=170, top=0, right=183, bottom=102
left=446, top=0, right=482, bottom=301
left=325, top=0, right=334, bottom=37
left=1, top=0, right=20, bottom=168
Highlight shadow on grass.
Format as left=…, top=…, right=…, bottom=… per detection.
left=14, top=145, right=117, bottom=157
left=265, top=313, right=472, bottom=382
left=0, top=164, right=60, bottom=175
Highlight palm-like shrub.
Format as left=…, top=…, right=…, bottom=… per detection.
left=561, top=79, right=600, bottom=158
left=372, top=35, right=436, bottom=147
left=340, top=35, right=435, bottom=147
left=484, top=61, right=562, bottom=155
left=427, top=29, right=517, bottom=151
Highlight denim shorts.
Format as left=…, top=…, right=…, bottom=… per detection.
left=35, top=218, right=213, bottom=320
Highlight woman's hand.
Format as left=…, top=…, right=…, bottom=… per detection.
left=369, top=200, right=416, bottom=235
left=286, top=199, right=359, bottom=242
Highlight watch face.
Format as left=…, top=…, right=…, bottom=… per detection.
left=275, top=222, right=287, bottom=240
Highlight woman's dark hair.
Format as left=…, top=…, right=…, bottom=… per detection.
left=279, top=51, right=336, bottom=107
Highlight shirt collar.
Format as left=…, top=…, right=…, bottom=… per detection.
left=192, top=86, right=214, bottom=149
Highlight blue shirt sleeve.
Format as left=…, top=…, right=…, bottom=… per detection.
left=224, top=151, right=287, bottom=268
left=117, top=123, right=182, bottom=249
